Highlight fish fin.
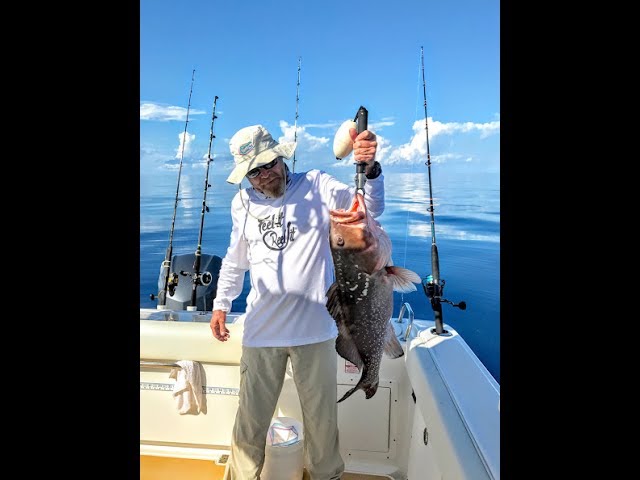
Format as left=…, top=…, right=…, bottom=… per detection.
left=336, top=334, right=364, bottom=369
left=326, top=282, right=346, bottom=321
left=383, top=322, right=405, bottom=359
left=385, top=266, right=421, bottom=293
left=326, top=282, right=364, bottom=368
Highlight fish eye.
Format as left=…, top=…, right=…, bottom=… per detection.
left=336, top=235, right=344, bottom=247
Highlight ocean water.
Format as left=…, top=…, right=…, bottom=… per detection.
left=140, top=165, right=500, bottom=383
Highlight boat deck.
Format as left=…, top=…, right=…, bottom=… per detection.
left=140, top=455, right=389, bottom=479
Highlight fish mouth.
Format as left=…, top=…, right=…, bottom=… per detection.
left=330, top=193, right=367, bottom=225
left=330, top=193, right=375, bottom=251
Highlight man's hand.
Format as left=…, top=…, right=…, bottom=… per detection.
left=350, top=128, right=377, bottom=164
left=210, top=310, right=230, bottom=342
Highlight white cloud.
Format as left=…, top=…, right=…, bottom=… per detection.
left=140, top=143, right=175, bottom=171
left=175, top=131, right=196, bottom=159
left=424, top=118, right=500, bottom=139
left=385, top=117, right=500, bottom=165
left=278, top=120, right=330, bottom=152
left=142, top=109, right=499, bottom=175
left=370, top=120, right=395, bottom=130
left=140, top=102, right=206, bottom=121
left=297, top=121, right=340, bottom=129
left=270, top=116, right=499, bottom=171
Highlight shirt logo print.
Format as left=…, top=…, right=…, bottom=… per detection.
left=258, top=211, right=296, bottom=251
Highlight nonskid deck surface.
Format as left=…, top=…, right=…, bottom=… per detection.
left=140, top=455, right=389, bottom=479
left=140, top=455, right=226, bottom=480
left=304, top=472, right=385, bottom=480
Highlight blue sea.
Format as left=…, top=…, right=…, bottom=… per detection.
left=140, top=165, right=500, bottom=383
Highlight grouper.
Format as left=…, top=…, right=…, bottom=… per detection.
left=326, top=192, right=421, bottom=403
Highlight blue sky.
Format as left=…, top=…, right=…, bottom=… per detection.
left=140, top=0, right=500, bottom=188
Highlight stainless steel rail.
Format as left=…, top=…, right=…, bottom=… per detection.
left=395, top=302, right=415, bottom=341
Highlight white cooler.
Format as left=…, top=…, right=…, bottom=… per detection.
left=261, top=416, right=304, bottom=480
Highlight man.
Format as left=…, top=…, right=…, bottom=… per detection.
left=210, top=123, right=382, bottom=480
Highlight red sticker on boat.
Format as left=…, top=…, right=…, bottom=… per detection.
left=344, top=360, right=360, bottom=374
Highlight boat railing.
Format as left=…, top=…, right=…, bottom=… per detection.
left=395, top=302, right=415, bottom=341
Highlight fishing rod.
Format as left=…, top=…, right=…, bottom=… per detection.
left=419, top=46, right=466, bottom=335
left=187, top=95, right=219, bottom=310
left=292, top=57, right=301, bottom=173
left=155, top=68, right=196, bottom=309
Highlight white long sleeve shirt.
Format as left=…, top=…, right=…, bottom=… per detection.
left=212, top=168, right=385, bottom=347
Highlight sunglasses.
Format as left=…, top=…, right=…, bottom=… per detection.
left=246, top=157, right=280, bottom=179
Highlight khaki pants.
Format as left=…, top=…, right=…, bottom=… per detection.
left=224, top=338, right=344, bottom=480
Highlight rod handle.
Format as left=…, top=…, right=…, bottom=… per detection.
left=431, top=244, right=440, bottom=283
left=354, top=106, right=368, bottom=134
left=353, top=106, right=369, bottom=192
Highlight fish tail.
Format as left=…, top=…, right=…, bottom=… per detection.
left=337, top=378, right=379, bottom=403
left=337, top=385, right=358, bottom=403
left=364, top=380, right=379, bottom=399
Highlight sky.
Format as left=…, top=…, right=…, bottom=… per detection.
left=140, top=0, right=500, bottom=190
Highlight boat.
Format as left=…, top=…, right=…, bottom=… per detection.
left=140, top=52, right=500, bottom=480
left=140, top=300, right=499, bottom=480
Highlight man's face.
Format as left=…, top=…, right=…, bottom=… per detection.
left=247, top=157, right=286, bottom=198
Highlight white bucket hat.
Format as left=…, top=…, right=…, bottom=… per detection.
left=227, top=125, right=296, bottom=184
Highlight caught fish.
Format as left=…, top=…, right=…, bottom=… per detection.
left=326, top=192, right=421, bottom=403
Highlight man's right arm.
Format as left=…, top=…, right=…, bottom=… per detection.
left=210, top=193, right=250, bottom=341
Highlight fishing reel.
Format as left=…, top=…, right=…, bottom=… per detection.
left=197, top=271, right=213, bottom=286
left=180, top=270, right=213, bottom=287
left=149, top=271, right=179, bottom=301
left=422, top=275, right=466, bottom=310
left=167, top=272, right=179, bottom=296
